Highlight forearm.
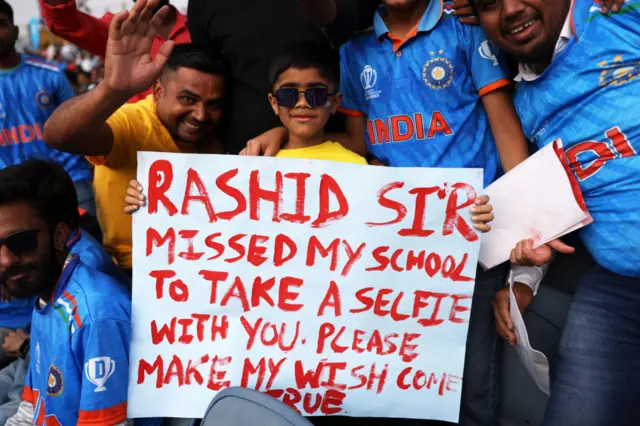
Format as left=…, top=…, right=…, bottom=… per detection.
left=483, top=89, right=529, bottom=172
left=39, top=0, right=110, bottom=58
left=327, top=132, right=368, bottom=156
left=44, top=83, right=125, bottom=156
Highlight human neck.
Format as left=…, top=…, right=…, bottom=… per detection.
left=384, top=1, right=428, bottom=38
left=0, top=50, right=21, bottom=70
left=37, top=250, right=69, bottom=302
left=283, top=129, right=326, bottom=150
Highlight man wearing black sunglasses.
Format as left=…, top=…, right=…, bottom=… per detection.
left=0, top=163, right=150, bottom=425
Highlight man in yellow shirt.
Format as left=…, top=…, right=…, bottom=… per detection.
left=43, top=0, right=226, bottom=273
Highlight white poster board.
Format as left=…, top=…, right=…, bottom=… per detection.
left=128, top=152, right=483, bottom=422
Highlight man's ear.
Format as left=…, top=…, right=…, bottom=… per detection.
left=52, top=222, right=70, bottom=252
left=330, top=92, right=342, bottom=114
left=153, top=80, right=164, bottom=103
left=268, top=94, right=280, bottom=116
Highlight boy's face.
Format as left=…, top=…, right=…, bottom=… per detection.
left=268, top=68, right=342, bottom=141
left=473, top=0, right=569, bottom=63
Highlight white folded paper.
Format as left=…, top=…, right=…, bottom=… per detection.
left=508, top=272, right=550, bottom=395
left=479, top=140, right=592, bottom=270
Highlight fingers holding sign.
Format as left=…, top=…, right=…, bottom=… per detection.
left=124, top=179, right=146, bottom=214
left=470, top=195, right=494, bottom=233
left=492, top=283, right=534, bottom=346
left=510, top=238, right=575, bottom=267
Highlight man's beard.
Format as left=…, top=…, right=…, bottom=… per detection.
left=1, top=241, right=64, bottom=300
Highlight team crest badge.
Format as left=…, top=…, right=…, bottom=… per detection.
left=35, top=90, right=53, bottom=109
left=598, top=55, right=640, bottom=87
left=47, top=365, right=64, bottom=397
left=423, top=51, right=454, bottom=90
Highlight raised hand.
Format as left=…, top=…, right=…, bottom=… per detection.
left=103, top=0, right=174, bottom=98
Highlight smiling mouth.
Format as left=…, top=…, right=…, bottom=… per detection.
left=181, top=121, right=203, bottom=132
left=508, top=19, right=537, bottom=35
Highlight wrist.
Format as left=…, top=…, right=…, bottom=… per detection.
left=95, top=82, right=131, bottom=108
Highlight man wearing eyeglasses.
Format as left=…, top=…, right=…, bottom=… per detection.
left=0, top=163, right=137, bottom=425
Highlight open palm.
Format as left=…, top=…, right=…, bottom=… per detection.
left=103, top=0, right=174, bottom=97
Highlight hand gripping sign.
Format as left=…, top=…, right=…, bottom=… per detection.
left=127, top=152, right=484, bottom=422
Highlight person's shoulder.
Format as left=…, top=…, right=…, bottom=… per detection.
left=342, top=27, right=378, bottom=53
left=64, top=262, right=131, bottom=326
left=324, top=141, right=368, bottom=164
left=572, top=0, right=640, bottom=37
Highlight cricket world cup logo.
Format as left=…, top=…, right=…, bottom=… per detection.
left=85, top=357, right=116, bottom=392
left=478, top=40, right=499, bottom=66
left=360, top=65, right=377, bottom=90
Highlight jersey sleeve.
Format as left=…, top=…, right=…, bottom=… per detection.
left=462, top=25, right=511, bottom=96
left=71, top=319, right=130, bottom=426
left=338, top=44, right=367, bottom=117
left=87, top=105, right=142, bottom=169
left=53, top=71, right=76, bottom=105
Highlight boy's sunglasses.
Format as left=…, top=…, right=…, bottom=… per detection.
left=0, top=229, right=40, bottom=256
left=274, top=87, right=335, bottom=108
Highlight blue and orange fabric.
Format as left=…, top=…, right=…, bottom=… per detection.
left=23, top=256, right=132, bottom=425
left=514, top=0, right=640, bottom=276
left=0, top=55, right=92, bottom=182
left=338, top=0, right=510, bottom=187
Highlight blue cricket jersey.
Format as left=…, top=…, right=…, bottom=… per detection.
left=514, top=0, right=640, bottom=277
left=68, top=228, right=131, bottom=286
left=24, top=256, right=131, bottom=425
left=339, top=0, right=510, bottom=187
left=0, top=56, right=92, bottom=182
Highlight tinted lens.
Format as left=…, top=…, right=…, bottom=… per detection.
left=275, top=88, right=299, bottom=108
left=304, top=87, right=329, bottom=107
left=3, top=230, right=39, bottom=255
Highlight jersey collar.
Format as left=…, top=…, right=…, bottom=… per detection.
left=44, top=254, right=80, bottom=308
left=168, top=6, right=189, bottom=41
left=373, top=0, right=444, bottom=39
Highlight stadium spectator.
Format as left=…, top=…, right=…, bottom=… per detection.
left=40, top=0, right=190, bottom=103
left=469, top=0, right=640, bottom=425
left=0, top=0, right=95, bottom=215
left=43, top=0, right=226, bottom=275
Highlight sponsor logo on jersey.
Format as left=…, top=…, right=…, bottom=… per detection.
left=361, top=65, right=382, bottom=100
left=478, top=40, right=500, bottom=66
left=422, top=51, right=454, bottom=90
left=35, top=342, right=41, bottom=374
left=444, top=3, right=454, bottom=14
left=598, top=55, right=640, bottom=87
left=35, top=90, right=53, bottom=109
left=47, top=365, right=64, bottom=397
left=85, top=357, right=116, bottom=392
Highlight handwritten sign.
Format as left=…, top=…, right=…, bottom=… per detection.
left=128, top=152, right=483, bottom=422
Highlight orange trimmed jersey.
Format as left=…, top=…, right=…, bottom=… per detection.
left=339, top=0, right=510, bottom=187
left=23, top=256, right=134, bottom=426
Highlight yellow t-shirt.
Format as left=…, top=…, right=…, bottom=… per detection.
left=87, top=96, right=196, bottom=269
left=275, top=141, right=367, bottom=164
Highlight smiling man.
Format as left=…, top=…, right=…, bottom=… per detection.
left=470, top=0, right=640, bottom=425
left=43, top=0, right=227, bottom=275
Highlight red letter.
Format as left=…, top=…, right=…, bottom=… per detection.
left=137, top=356, right=164, bottom=388
left=151, top=318, right=176, bottom=344
left=280, top=173, right=312, bottom=224
left=391, top=115, right=414, bottom=142
left=427, top=112, right=453, bottom=138
left=312, top=175, right=349, bottom=228
left=216, top=169, right=247, bottom=220
left=181, top=168, right=217, bottom=222
left=317, top=280, right=341, bottom=317
left=147, top=227, right=175, bottom=265
left=399, top=187, right=440, bottom=237
left=443, top=183, right=478, bottom=242
left=199, top=270, right=229, bottom=304
left=148, top=160, right=178, bottom=215
left=274, top=234, right=297, bottom=267
left=366, top=182, right=407, bottom=227
left=150, top=269, right=176, bottom=299
left=251, top=276, right=275, bottom=308
left=279, top=277, right=304, bottom=312
left=178, top=230, right=204, bottom=261
left=375, top=118, right=390, bottom=144
left=221, top=276, right=250, bottom=312
left=249, top=170, right=283, bottom=222
left=450, top=294, right=472, bottom=323
left=306, top=236, right=340, bottom=272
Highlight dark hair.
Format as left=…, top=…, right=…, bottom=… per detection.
left=268, top=43, right=340, bottom=89
left=0, top=0, right=13, bottom=23
left=162, top=44, right=228, bottom=79
left=0, top=160, right=80, bottom=228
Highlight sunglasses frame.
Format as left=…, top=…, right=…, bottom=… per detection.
left=273, top=87, right=337, bottom=108
left=0, top=229, right=41, bottom=256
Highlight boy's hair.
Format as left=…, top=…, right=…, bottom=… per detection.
left=268, top=43, right=340, bottom=89
left=162, top=44, right=228, bottom=80
left=0, top=160, right=80, bottom=228
left=0, top=0, right=13, bottom=23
